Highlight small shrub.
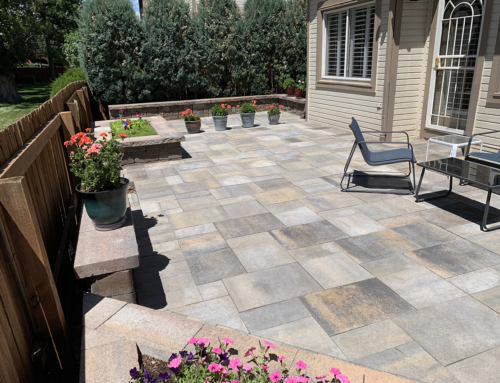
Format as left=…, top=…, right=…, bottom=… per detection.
left=129, top=337, right=351, bottom=383
left=182, top=109, right=201, bottom=121
left=240, top=101, right=257, bottom=114
left=211, top=104, right=229, bottom=116
left=283, top=77, right=295, bottom=89
left=267, top=104, right=283, bottom=115
left=50, top=67, right=86, bottom=98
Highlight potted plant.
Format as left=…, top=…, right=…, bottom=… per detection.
left=211, top=104, right=229, bottom=131
left=182, top=108, right=201, bottom=134
left=239, top=100, right=257, bottom=128
left=266, top=104, right=284, bottom=125
left=295, top=80, right=305, bottom=98
left=283, top=77, right=295, bottom=96
left=64, top=130, right=129, bottom=231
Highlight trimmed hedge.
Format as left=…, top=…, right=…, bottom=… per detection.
left=50, top=67, right=87, bottom=98
left=78, top=0, right=307, bottom=104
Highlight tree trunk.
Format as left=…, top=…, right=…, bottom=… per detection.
left=0, top=75, right=22, bottom=103
left=46, top=36, right=55, bottom=82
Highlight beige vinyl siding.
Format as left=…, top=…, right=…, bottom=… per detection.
left=392, top=0, right=433, bottom=139
left=307, top=0, right=389, bottom=132
left=472, top=0, right=500, bottom=152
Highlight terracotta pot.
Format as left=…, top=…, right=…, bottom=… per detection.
left=295, top=90, right=303, bottom=98
left=286, top=87, right=295, bottom=96
left=185, top=120, right=201, bottom=134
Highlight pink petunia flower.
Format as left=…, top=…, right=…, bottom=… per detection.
left=221, top=367, right=227, bottom=375
left=229, top=358, right=241, bottom=372
left=231, top=380, right=239, bottom=383
left=264, top=341, right=276, bottom=349
left=245, top=347, right=256, bottom=357
left=188, top=338, right=198, bottom=344
left=278, top=356, right=285, bottom=362
left=269, top=370, right=282, bottom=382
left=197, top=338, right=210, bottom=345
left=261, top=365, right=268, bottom=370
left=208, top=363, right=220, bottom=373
left=223, top=338, right=235, bottom=345
left=329, top=368, right=341, bottom=376
left=212, top=347, right=222, bottom=354
left=242, top=365, right=252, bottom=372
left=169, top=356, right=182, bottom=369
left=296, top=377, right=309, bottom=383
left=285, top=378, right=296, bottom=383
left=337, top=374, right=350, bottom=383
left=296, top=361, right=307, bottom=370
left=204, top=377, right=210, bottom=383
left=316, top=375, right=327, bottom=383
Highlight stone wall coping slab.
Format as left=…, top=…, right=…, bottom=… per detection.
left=80, top=293, right=413, bottom=383
left=74, top=206, right=139, bottom=279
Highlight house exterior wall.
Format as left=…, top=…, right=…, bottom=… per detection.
left=306, top=0, right=390, bottom=132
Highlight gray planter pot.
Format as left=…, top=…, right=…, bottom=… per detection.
left=240, top=112, right=256, bottom=128
left=268, top=113, right=281, bottom=125
left=185, top=120, right=201, bottom=134
left=212, top=115, right=228, bottom=131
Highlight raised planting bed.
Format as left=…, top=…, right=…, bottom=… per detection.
left=108, top=94, right=306, bottom=120
left=109, top=118, right=157, bottom=138
left=92, top=116, right=185, bottom=165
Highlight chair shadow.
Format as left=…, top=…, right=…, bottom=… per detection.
left=345, top=170, right=413, bottom=192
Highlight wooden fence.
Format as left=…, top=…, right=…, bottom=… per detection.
left=0, top=81, right=94, bottom=382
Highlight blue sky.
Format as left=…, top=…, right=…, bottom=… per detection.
left=131, top=0, right=140, bottom=16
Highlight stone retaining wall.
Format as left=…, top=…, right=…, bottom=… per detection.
left=108, top=94, right=306, bottom=120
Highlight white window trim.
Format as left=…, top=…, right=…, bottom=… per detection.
left=321, top=1, right=375, bottom=82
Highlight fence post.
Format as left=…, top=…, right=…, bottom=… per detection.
left=0, top=176, right=77, bottom=378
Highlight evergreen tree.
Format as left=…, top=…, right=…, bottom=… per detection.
left=243, top=0, right=286, bottom=95
left=195, top=0, right=241, bottom=97
left=142, top=0, right=198, bottom=101
left=283, top=0, right=307, bottom=84
left=78, top=0, right=150, bottom=104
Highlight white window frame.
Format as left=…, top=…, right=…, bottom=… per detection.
left=321, top=2, right=375, bottom=82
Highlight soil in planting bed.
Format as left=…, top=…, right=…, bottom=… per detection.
left=110, top=118, right=157, bottom=138
left=142, top=355, right=171, bottom=379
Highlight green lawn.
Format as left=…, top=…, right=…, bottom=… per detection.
left=0, top=83, right=52, bottom=129
left=110, top=119, right=157, bottom=138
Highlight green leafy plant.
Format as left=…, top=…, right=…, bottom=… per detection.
left=64, top=130, right=123, bottom=192
left=267, top=104, right=283, bottom=115
left=182, top=108, right=201, bottom=121
left=63, top=30, right=79, bottom=67
left=295, top=81, right=305, bottom=91
left=283, top=77, right=295, bottom=89
left=50, top=67, right=87, bottom=98
left=211, top=104, right=230, bottom=116
left=240, top=101, right=257, bottom=114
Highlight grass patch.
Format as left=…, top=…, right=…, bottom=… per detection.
left=109, top=119, right=157, bottom=138
left=0, top=83, right=52, bottom=129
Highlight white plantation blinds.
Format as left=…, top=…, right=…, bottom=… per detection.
left=324, top=3, right=375, bottom=79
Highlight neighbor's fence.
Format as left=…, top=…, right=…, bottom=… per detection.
left=0, top=80, right=94, bottom=382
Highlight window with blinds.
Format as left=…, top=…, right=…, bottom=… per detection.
left=324, top=3, right=375, bottom=79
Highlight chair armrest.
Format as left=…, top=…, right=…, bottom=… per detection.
left=358, top=141, right=415, bottom=161
left=466, top=130, right=500, bottom=155
left=360, top=130, right=410, bottom=142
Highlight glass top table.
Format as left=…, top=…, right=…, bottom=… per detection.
left=426, top=134, right=482, bottom=160
left=415, top=157, right=500, bottom=231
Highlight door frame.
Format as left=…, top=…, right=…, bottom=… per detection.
left=420, top=0, right=493, bottom=139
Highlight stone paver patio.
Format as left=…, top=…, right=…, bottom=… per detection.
left=124, top=112, right=500, bottom=383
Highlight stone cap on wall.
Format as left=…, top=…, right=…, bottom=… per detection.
left=74, top=206, right=139, bottom=279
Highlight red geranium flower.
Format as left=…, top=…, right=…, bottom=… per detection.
left=85, top=128, right=91, bottom=133
left=279, top=105, right=283, bottom=109
left=119, top=133, right=127, bottom=139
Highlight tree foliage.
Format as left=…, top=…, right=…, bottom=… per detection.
left=283, top=0, right=307, bottom=83
left=63, top=30, right=80, bottom=67
left=78, top=0, right=151, bottom=104
left=142, top=0, right=198, bottom=100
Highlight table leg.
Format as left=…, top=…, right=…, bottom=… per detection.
left=480, top=189, right=500, bottom=231
left=426, top=141, right=430, bottom=161
left=415, top=171, right=453, bottom=203
left=450, top=145, right=458, bottom=157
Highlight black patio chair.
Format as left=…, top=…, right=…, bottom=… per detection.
left=340, top=117, right=417, bottom=194
left=465, top=129, right=500, bottom=169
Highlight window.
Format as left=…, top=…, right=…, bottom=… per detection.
left=487, top=25, right=500, bottom=105
left=323, top=3, right=375, bottom=80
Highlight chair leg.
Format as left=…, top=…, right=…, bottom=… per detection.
left=340, top=142, right=357, bottom=192
left=411, top=161, right=416, bottom=194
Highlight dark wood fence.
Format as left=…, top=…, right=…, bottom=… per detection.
left=0, top=81, right=93, bottom=382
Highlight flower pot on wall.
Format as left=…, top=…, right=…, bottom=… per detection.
left=240, top=112, right=255, bottom=128
left=185, top=120, right=201, bottom=134
left=295, top=90, right=303, bottom=98
left=77, top=177, right=129, bottom=231
left=268, top=113, right=281, bottom=125
left=212, top=115, right=228, bottom=131
left=286, top=87, right=295, bottom=96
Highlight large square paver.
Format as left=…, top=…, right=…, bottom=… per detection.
left=254, top=317, right=346, bottom=359
left=215, top=212, right=285, bottom=239
left=447, top=345, right=500, bottom=383
left=223, top=263, right=322, bottom=311
left=185, top=248, right=246, bottom=285
left=406, top=238, right=500, bottom=278
left=379, top=265, right=466, bottom=309
left=392, top=222, right=459, bottom=248
left=270, top=220, right=347, bottom=250
left=266, top=200, right=323, bottom=226
left=300, top=278, right=414, bottom=335
left=447, top=267, right=500, bottom=294
left=226, top=232, right=296, bottom=272
left=222, top=200, right=268, bottom=219
left=299, top=253, right=373, bottom=289
left=472, top=285, right=500, bottom=313
left=332, top=319, right=412, bottom=361
left=178, top=232, right=228, bottom=257
left=354, top=197, right=425, bottom=220
left=393, top=296, right=500, bottom=366
left=335, top=230, right=418, bottom=263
